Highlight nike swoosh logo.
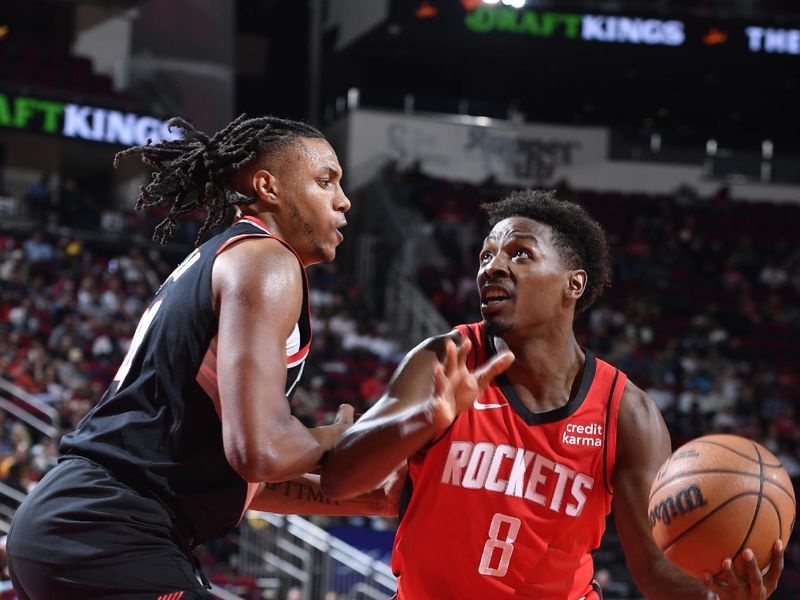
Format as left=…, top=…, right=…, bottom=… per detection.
left=473, top=400, right=508, bottom=410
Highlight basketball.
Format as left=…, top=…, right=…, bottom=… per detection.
left=648, top=434, right=796, bottom=579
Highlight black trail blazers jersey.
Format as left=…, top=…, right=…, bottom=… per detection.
left=60, top=215, right=312, bottom=544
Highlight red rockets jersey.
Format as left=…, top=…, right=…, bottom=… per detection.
left=391, top=322, right=627, bottom=600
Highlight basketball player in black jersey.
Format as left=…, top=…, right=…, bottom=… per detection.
left=4, top=114, right=481, bottom=599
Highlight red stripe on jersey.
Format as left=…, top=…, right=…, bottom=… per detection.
left=240, top=480, right=262, bottom=522
left=197, top=335, right=221, bottom=417
left=215, top=233, right=262, bottom=256
left=238, top=214, right=272, bottom=232
left=205, top=336, right=218, bottom=361
left=603, top=371, right=625, bottom=494
left=237, top=215, right=306, bottom=263
left=195, top=336, right=271, bottom=515
left=286, top=340, right=311, bottom=365
left=215, top=222, right=305, bottom=260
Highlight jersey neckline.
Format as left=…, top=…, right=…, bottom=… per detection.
left=235, top=215, right=309, bottom=267
left=484, top=326, right=597, bottom=426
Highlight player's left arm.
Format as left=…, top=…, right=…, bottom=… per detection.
left=612, top=381, right=784, bottom=600
left=248, top=466, right=406, bottom=517
left=320, top=335, right=513, bottom=501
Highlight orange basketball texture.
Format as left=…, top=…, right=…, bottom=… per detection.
left=648, top=434, right=796, bottom=579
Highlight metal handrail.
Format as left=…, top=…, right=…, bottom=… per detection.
left=0, top=377, right=59, bottom=424
left=385, top=265, right=451, bottom=350
left=0, top=502, right=16, bottom=521
left=0, top=482, right=26, bottom=504
left=0, top=396, right=58, bottom=439
left=243, top=511, right=396, bottom=599
left=208, top=583, right=246, bottom=600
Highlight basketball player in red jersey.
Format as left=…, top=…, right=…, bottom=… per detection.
left=321, top=190, right=786, bottom=600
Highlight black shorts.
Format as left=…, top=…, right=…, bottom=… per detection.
left=6, top=456, right=214, bottom=600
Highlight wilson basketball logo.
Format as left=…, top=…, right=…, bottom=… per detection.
left=648, top=484, right=708, bottom=527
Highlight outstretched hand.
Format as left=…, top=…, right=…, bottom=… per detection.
left=430, top=338, right=514, bottom=430
left=703, top=541, right=785, bottom=600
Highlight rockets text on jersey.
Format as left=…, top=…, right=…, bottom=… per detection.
left=441, top=441, right=595, bottom=517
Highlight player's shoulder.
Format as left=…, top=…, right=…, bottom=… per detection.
left=620, top=378, right=649, bottom=406
left=618, top=379, right=668, bottom=438
left=212, top=234, right=303, bottom=301
left=217, top=233, right=299, bottom=273
left=613, top=379, right=672, bottom=475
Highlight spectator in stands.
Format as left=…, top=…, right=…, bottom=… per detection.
left=57, top=177, right=98, bottom=229
left=47, top=311, right=83, bottom=352
left=359, top=365, right=388, bottom=409
left=0, top=535, right=12, bottom=597
left=0, top=413, right=13, bottom=458
left=285, top=586, right=303, bottom=600
left=0, top=248, right=26, bottom=285
left=0, top=462, right=28, bottom=512
left=21, top=231, right=53, bottom=264
left=27, top=437, right=56, bottom=480
left=23, top=175, right=52, bottom=220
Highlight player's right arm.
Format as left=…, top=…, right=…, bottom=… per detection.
left=613, top=382, right=714, bottom=600
left=214, top=238, right=344, bottom=483
left=320, top=333, right=513, bottom=500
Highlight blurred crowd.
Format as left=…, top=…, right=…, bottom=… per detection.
left=0, top=231, right=170, bottom=496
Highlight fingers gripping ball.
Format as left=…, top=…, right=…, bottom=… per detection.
left=648, top=434, right=796, bottom=579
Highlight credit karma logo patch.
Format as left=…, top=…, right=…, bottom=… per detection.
left=561, top=422, right=604, bottom=448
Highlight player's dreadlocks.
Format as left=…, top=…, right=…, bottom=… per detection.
left=114, top=113, right=325, bottom=245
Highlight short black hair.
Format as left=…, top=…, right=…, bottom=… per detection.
left=114, top=113, right=325, bottom=245
left=482, top=189, right=611, bottom=313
